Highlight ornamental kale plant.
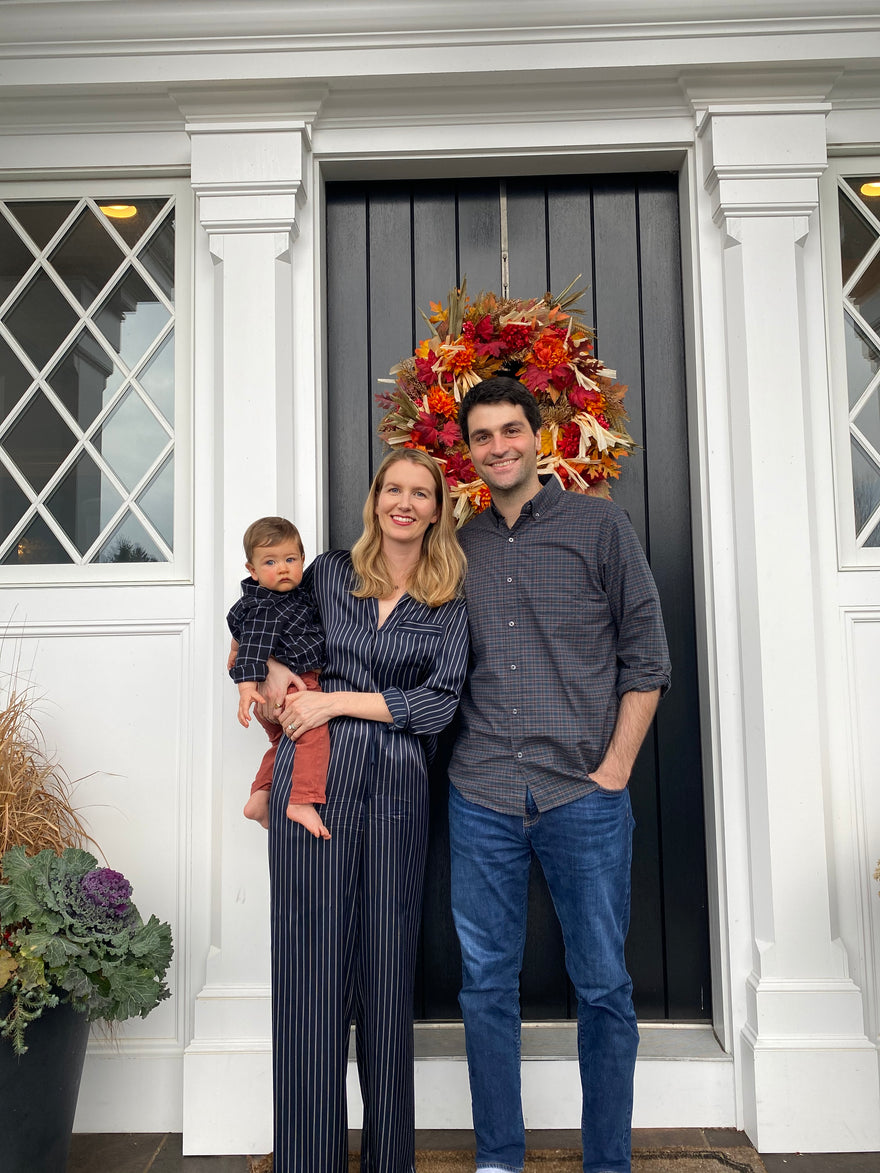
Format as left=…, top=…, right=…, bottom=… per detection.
left=0, top=845, right=173, bottom=1055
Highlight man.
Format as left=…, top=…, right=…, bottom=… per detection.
left=448, top=376, right=671, bottom=1173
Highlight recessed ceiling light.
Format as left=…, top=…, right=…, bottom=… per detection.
left=99, top=204, right=138, bottom=219
left=859, top=181, right=880, bottom=198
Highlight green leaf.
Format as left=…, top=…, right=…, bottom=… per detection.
left=129, top=917, right=173, bottom=971
left=24, top=928, right=81, bottom=969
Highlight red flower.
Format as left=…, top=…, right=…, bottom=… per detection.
left=462, top=320, right=476, bottom=340
left=568, top=384, right=600, bottom=411
left=557, top=422, right=581, bottom=459
left=500, top=322, right=531, bottom=352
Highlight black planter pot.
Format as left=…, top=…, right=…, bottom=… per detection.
left=0, top=997, right=91, bottom=1173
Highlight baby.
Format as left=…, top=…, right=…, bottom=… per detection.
left=226, top=516, right=330, bottom=838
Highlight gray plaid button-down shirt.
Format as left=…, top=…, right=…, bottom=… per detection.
left=448, top=477, right=670, bottom=814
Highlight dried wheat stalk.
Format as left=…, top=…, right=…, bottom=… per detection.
left=0, top=685, right=91, bottom=856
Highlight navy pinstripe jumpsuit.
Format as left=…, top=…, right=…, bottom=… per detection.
left=268, top=549, right=469, bottom=1173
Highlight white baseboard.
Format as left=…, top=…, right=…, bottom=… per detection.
left=179, top=1022, right=734, bottom=1155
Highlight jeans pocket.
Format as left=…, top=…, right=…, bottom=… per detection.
left=587, top=774, right=627, bottom=797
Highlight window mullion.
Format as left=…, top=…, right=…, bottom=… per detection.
left=0, top=189, right=180, bottom=573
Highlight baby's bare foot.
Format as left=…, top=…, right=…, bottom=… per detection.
left=244, top=791, right=270, bottom=829
left=286, top=802, right=331, bottom=839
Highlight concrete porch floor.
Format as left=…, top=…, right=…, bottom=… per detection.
left=67, top=1129, right=880, bottom=1172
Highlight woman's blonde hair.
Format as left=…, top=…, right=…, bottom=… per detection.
left=350, top=448, right=466, bottom=607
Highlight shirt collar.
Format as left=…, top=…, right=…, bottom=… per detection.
left=487, top=475, right=563, bottom=527
left=240, top=576, right=286, bottom=602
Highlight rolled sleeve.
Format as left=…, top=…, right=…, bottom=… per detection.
left=382, top=686, right=412, bottom=730
left=604, top=514, right=671, bottom=700
left=380, top=599, right=469, bottom=735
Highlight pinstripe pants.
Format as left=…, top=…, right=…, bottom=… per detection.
left=268, top=724, right=428, bottom=1173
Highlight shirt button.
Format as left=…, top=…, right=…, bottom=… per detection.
left=516, top=752, right=523, bottom=759
left=508, top=621, right=515, bottom=627
left=510, top=664, right=517, bottom=671
left=508, top=536, right=514, bottom=542
left=512, top=707, right=518, bottom=715
left=506, top=577, right=513, bottom=583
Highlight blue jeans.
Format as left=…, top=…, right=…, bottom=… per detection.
left=449, top=784, right=638, bottom=1173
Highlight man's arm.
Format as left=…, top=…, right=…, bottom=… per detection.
left=588, top=688, right=660, bottom=792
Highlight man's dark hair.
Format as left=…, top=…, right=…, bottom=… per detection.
left=458, top=376, right=541, bottom=446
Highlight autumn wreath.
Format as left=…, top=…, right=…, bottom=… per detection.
left=377, top=280, right=634, bottom=526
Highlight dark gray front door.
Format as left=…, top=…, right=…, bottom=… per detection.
left=325, top=174, right=709, bottom=1022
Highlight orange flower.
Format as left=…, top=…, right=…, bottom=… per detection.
left=427, top=387, right=458, bottom=418
left=443, top=339, right=477, bottom=374
left=467, top=482, right=492, bottom=510
left=530, top=331, right=568, bottom=371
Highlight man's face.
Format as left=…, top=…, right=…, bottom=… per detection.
left=465, top=402, right=541, bottom=497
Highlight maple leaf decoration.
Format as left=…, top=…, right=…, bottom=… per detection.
left=377, top=278, right=635, bottom=526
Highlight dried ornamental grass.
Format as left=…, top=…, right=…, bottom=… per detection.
left=0, top=685, right=91, bottom=856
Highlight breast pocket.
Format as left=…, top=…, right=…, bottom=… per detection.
left=397, top=621, right=445, bottom=638
left=387, top=620, right=445, bottom=674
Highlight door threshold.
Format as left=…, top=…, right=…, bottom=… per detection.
left=409, top=1021, right=726, bottom=1061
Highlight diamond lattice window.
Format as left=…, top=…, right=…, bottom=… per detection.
left=839, top=177, right=880, bottom=549
left=0, top=197, right=175, bottom=565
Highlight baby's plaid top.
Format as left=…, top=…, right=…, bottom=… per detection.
left=448, top=476, right=670, bottom=815
left=227, top=577, right=325, bottom=683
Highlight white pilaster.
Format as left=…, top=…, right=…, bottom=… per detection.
left=699, top=103, right=880, bottom=1152
left=180, top=109, right=320, bottom=1156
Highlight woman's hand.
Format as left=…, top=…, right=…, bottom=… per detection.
left=281, top=689, right=393, bottom=739
left=281, top=689, right=340, bottom=740
left=256, top=657, right=305, bottom=723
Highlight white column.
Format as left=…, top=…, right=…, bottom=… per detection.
left=700, top=104, right=880, bottom=1152
left=180, top=112, right=320, bottom=1155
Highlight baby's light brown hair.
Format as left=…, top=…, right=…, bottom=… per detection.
left=243, top=516, right=304, bottom=563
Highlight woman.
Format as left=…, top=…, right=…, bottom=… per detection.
left=265, top=448, right=468, bottom=1173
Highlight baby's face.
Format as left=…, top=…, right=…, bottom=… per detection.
left=246, top=542, right=304, bottom=592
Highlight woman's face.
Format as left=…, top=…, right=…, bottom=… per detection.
left=374, top=460, right=441, bottom=549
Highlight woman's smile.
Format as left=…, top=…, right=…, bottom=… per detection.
left=375, top=462, right=440, bottom=544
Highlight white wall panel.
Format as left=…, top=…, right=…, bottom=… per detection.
left=0, top=622, right=192, bottom=1051
left=846, top=612, right=880, bottom=1045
